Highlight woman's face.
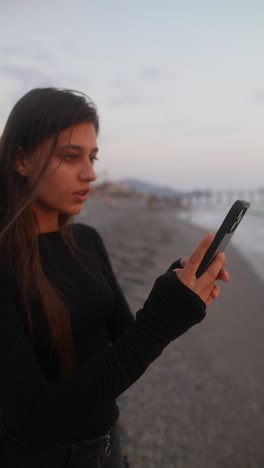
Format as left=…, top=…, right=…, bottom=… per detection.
left=27, top=123, right=98, bottom=230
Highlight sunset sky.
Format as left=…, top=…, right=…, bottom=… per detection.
left=0, top=0, right=263, bottom=192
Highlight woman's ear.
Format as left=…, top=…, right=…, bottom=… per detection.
left=14, top=146, right=29, bottom=176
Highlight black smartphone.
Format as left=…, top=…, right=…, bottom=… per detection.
left=196, top=199, right=250, bottom=278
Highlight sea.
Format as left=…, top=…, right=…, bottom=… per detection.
left=175, top=202, right=264, bottom=283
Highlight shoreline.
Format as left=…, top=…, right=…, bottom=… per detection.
left=173, top=205, right=264, bottom=284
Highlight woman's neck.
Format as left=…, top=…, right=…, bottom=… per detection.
left=31, top=202, right=59, bottom=234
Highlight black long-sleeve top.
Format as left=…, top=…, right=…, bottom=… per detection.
left=0, top=223, right=206, bottom=447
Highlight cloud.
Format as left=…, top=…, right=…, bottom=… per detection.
left=0, top=44, right=53, bottom=65
left=0, top=63, right=54, bottom=114
left=108, top=66, right=169, bottom=108
left=0, top=64, right=51, bottom=84
left=108, top=80, right=156, bottom=107
left=0, top=43, right=57, bottom=100
left=138, top=66, right=169, bottom=81
left=109, top=91, right=154, bottom=107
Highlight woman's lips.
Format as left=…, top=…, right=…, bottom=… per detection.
left=73, top=190, right=89, bottom=202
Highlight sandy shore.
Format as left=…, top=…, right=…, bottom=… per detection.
left=77, top=197, right=264, bottom=468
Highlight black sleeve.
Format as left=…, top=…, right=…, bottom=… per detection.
left=0, top=264, right=206, bottom=445
left=167, top=259, right=183, bottom=271
left=88, top=226, right=135, bottom=340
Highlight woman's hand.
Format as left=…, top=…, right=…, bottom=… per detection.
left=174, top=233, right=230, bottom=306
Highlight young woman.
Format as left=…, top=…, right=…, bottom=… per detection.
left=0, top=87, right=229, bottom=468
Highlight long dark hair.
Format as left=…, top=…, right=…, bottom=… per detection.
left=0, top=87, right=99, bottom=377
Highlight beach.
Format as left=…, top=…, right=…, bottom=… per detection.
left=77, top=197, right=264, bottom=468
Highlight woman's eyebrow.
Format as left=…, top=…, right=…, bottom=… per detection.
left=57, top=144, right=98, bottom=153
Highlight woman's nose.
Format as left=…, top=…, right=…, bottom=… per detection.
left=80, top=161, right=97, bottom=182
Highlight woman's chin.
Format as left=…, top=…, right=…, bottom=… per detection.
left=59, top=205, right=83, bottom=216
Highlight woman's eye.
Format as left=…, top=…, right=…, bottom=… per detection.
left=65, top=154, right=78, bottom=162
left=91, top=156, right=99, bottom=165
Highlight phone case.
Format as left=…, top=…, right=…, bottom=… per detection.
left=196, top=199, right=250, bottom=278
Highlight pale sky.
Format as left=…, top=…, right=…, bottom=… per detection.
left=0, top=0, right=263, bottom=192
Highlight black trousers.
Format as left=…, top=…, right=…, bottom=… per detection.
left=0, top=423, right=128, bottom=468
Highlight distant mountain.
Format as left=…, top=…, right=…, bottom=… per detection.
left=119, top=178, right=182, bottom=196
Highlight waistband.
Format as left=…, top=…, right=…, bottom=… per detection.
left=58, top=423, right=115, bottom=456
